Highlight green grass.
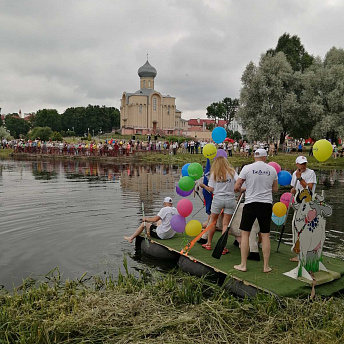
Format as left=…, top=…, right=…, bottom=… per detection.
left=0, top=263, right=343, bottom=343
left=0, top=148, right=13, bottom=159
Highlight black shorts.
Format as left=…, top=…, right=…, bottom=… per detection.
left=149, top=224, right=160, bottom=239
left=240, top=202, right=272, bottom=234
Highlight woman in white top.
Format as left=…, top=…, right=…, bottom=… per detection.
left=200, top=157, right=243, bottom=254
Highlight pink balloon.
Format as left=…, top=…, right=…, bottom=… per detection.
left=170, top=214, right=186, bottom=233
left=177, top=198, right=193, bottom=217
left=280, top=192, right=292, bottom=207
left=268, top=162, right=281, bottom=174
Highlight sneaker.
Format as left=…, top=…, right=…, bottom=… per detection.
left=197, top=238, right=207, bottom=245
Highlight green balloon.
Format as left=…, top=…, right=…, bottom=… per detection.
left=187, top=162, right=203, bottom=180
left=179, top=176, right=195, bottom=191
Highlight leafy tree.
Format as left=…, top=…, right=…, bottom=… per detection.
left=237, top=52, right=300, bottom=143
left=267, top=33, right=314, bottom=72
left=0, top=115, right=3, bottom=127
left=51, top=131, right=63, bottom=141
left=0, top=126, right=12, bottom=140
left=302, top=47, right=344, bottom=141
left=28, top=127, right=53, bottom=141
left=4, top=114, right=30, bottom=138
left=33, top=109, right=61, bottom=132
left=232, top=131, right=242, bottom=141
left=206, top=102, right=224, bottom=124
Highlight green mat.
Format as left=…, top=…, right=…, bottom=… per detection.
left=150, top=232, right=344, bottom=298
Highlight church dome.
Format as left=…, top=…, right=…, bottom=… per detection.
left=138, top=60, right=157, bottom=78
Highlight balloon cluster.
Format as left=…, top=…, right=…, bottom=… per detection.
left=172, top=162, right=204, bottom=236
left=268, top=161, right=292, bottom=186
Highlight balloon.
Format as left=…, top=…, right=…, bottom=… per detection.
left=185, top=220, right=202, bottom=237
left=273, top=202, right=287, bottom=217
left=176, top=185, right=193, bottom=197
left=170, top=214, right=186, bottom=233
left=181, top=163, right=191, bottom=177
left=178, top=176, right=195, bottom=191
left=188, top=162, right=203, bottom=180
left=271, top=214, right=286, bottom=226
left=212, top=127, right=227, bottom=144
left=313, top=139, right=333, bottom=162
left=268, top=161, right=281, bottom=174
left=280, top=192, right=293, bottom=207
left=203, top=143, right=217, bottom=159
left=278, top=170, right=292, bottom=186
left=214, top=149, right=227, bottom=159
left=177, top=199, right=193, bottom=217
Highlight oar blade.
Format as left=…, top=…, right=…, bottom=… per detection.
left=212, top=231, right=229, bottom=259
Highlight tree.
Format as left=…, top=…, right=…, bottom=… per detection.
left=4, top=114, right=30, bottom=138
left=206, top=97, right=239, bottom=131
left=29, top=127, right=53, bottom=141
left=267, top=33, right=314, bottom=72
left=302, top=47, right=344, bottom=141
left=237, top=52, right=300, bottom=143
left=33, top=109, right=61, bottom=132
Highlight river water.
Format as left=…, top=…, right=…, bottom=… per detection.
left=0, top=158, right=343, bottom=289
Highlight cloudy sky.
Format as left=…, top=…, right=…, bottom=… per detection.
left=1, top=0, right=343, bottom=120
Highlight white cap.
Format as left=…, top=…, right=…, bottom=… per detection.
left=254, top=148, right=267, bottom=157
left=163, top=197, right=173, bottom=204
left=295, top=156, right=308, bottom=164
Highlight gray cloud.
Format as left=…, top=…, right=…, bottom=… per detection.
left=1, top=0, right=343, bottom=119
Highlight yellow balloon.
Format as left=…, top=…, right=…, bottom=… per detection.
left=203, top=143, right=217, bottom=159
left=185, top=220, right=202, bottom=237
left=273, top=202, right=287, bottom=217
left=313, top=139, right=333, bottom=162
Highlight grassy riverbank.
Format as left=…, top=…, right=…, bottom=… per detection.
left=0, top=148, right=13, bottom=159
left=1, top=265, right=343, bottom=343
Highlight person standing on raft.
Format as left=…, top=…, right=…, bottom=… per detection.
left=199, top=156, right=244, bottom=254
left=233, top=149, right=278, bottom=273
left=124, top=197, right=177, bottom=243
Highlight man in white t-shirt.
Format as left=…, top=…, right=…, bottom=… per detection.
left=290, top=155, right=316, bottom=195
left=124, top=197, right=177, bottom=243
left=234, top=148, right=278, bottom=273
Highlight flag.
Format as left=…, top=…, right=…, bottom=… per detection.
left=202, top=158, right=212, bottom=215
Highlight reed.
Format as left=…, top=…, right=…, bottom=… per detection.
left=0, top=263, right=343, bottom=343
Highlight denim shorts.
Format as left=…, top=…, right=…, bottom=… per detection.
left=211, top=195, right=236, bottom=215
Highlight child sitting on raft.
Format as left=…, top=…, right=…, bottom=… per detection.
left=124, top=197, right=177, bottom=243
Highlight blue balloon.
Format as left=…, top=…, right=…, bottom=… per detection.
left=212, top=127, right=227, bottom=144
left=271, top=214, right=286, bottom=226
left=278, top=170, right=292, bottom=186
left=181, top=163, right=191, bottom=177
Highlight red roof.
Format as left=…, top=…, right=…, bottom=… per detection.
left=188, top=118, right=227, bottom=126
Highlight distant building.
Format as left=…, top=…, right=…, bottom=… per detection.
left=120, top=59, right=187, bottom=137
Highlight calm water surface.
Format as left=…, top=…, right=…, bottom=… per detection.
left=0, top=158, right=343, bottom=289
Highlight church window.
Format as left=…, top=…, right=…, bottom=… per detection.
left=153, top=98, right=157, bottom=111
left=167, top=105, right=170, bottom=115
left=148, top=80, right=151, bottom=88
left=139, top=105, right=142, bottom=113
left=143, top=80, right=146, bottom=88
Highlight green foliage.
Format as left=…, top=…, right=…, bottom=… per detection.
left=4, top=114, right=30, bottom=138
left=267, top=33, right=314, bottom=72
left=61, top=105, right=120, bottom=136
left=51, top=131, right=63, bottom=141
left=28, top=127, right=53, bottom=141
left=206, top=97, right=239, bottom=129
left=33, top=109, right=61, bottom=132
left=0, top=126, right=12, bottom=140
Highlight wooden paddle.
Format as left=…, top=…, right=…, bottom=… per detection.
left=212, top=193, right=244, bottom=259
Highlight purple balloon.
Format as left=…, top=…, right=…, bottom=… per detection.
left=214, top=149, right=227, bottom=159
left=170, top=214, right=186, bottom=233
left=176, top=185, right=193, bottom=197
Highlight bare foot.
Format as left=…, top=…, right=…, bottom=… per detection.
left=264, top=267, right=272, bottom=273
left=289, top=256, right=299, bottom=262
left=234, top=264, right=247, bottom=272
left=124, top=236, right=133, bottom=243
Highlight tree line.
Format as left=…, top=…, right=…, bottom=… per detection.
left=2, top=105, right=120, bottom=140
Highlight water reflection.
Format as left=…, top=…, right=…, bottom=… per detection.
left=0, top=158, right=343, bottom=290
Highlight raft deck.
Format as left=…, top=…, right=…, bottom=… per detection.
left=148, top=232, right=344, bottom=298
